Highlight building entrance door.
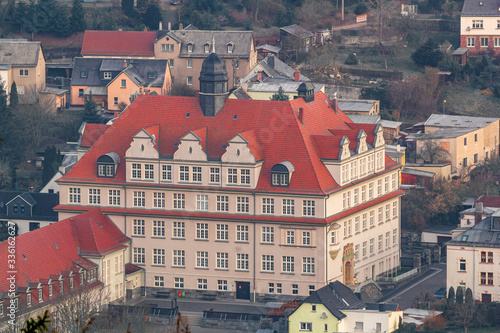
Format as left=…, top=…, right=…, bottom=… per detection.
left=236, top=281, right=250, bottom=300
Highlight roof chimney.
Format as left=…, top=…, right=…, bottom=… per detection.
left=168, top=22, right=171, bottom=31
left=159, top=21, right=162, bottom=30
left=144, top=89, right=150, bottom=96
left=144, top=27, right=148, bottom=32
left=475, top=202, right=484, bottom=224
left=114, top=112, right=119, bottom=118
left=179, top=23, right=183, bottom=30
left=268, top=55, right=275, bottom=68
left=333, top=92, right=339, bottom=113
left=257, top=71, right=262, bottom=82
left=294, top=71, right=300, bottom=82
left=298, top=107, right=304, bottom=123
left=123, top=59, right=127, bottom=68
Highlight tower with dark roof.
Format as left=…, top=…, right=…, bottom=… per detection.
left=199, top=52, right=229, bottom=116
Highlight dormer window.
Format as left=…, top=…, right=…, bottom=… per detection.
left=27, top=293, right=31, bottom=306
left=80, top=71, right=88, bottom=78
left=204, top=43, right=210, bottom=53
left=271, top=161, right=294, bottom=187
left=38, top=288, right=43, bottom=302
left=187, top=43, right=193, bottom=53
left=49, top=284, right=53, bottom=297
left=97, top=152, right=120, bottom=178
left=59, top=280, right=64, bottom=293
left=227, top=43, right=233, bottom=53
left=103, top=72, right=112, bottom=80
left=148, top=72, right=157, bottom=79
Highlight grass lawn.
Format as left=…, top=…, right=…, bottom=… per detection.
left=441, top=84, right=500, bottom=118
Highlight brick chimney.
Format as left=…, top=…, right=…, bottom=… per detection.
left=257, top=71, right=262, bottom=82
left=294, top=71, right=300, bottom=81
left=159, top=21, right=163, bottom=30
left=179, top=23, right=183, bottom=30
left=298, top=107, right=304, bottom=123
left=114, top=112, right=119, bottom=118
left=475, top=202, right=484, bottom=225
left=123, top=59, right=127, bottom=68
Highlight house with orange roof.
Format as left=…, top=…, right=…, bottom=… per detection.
left=55, top=53, right=403, bottom=301
left=0, top=209, right=139, bottom=329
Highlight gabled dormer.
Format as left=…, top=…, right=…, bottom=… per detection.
left=125, top=128, right=159, bottom=182
left=339, top=136, right=351, bottom=161
left=173, top=130, right=207, bottom=161
left=373, top=124, right=385, bottom=148
left=356, top=130, right=369, bottom=154
left=221, top=134, right=257, bottom=164
left=125, top=128, right=159, bottom=160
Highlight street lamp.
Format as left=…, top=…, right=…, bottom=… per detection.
left=443, top=100, right=446, bottom=114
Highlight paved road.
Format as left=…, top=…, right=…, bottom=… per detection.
left=380, top=263, right=447, bottom=309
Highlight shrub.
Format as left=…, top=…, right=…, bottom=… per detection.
left=345, top=52, right=358, bottom=65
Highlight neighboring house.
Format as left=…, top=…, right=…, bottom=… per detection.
left=0, top=209, right=134, bottom=329
left=55, top=53, right=403, bottom=300
left=338, top=99, right=380, bottom=115
left=403, top=163, right=452, bottom=181
left=457, top=196, right=500, bottom=230
left=288, top=281, right=402, bottom=333
left=347, top=114, right=381, bottom=124
left=379, top=120, right=402, bottom=144
left=71, top=57, right=170, bottom=110
left=229, top=55, right=324, bottom=100
left=401, top=167, right=436, bottom=188
left=0, top=39, right=46, bottom=104
left=255, top=44, right=281, bottom=61
left=81, top=30, right=157, bottom=58
left=280, top=25, right=316, bottom=54
left=446, top=210, right=500, bottom=303
left=0, top=191, right=58, bottom=235
left=409, top=114, right=500, bottom=176
left=460, top=0, right=500, bottom=55
left=39, top=87, right=68, bottom=112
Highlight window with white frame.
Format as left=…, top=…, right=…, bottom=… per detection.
left=89, top=189, right=100, bottom=205
left=133, top=219, right=145, bottom=236
left=481, top=37, right=489, bottom=47
left=236, top=253, right=249, bottom=270
left=262, top=255, right=274, bottom=272
left=153, top=220, right=165, bottom=237
left=370, top=238, right=374, bottom=254
left=472, top=20, right=483, bottom=28
left=174, top=277, right=184, bottom=288
left=386, top=204, right=390, bottom=221
left=362, top=241, right=367, bottom=258
left=459, top=258, right=466, bottom=271
left=286, top=230, right=295, bottom=245
left=300, top=322, right=312, bottom=331
left=302, top=231, right=311, bottom=246
left=393, top=229, right=398, bottom=245
left=187, top=44, right=193, bottom=52
left=292, top=284, right=298, bottom=295
left=210, top=167, right=220, bottom=183
left=27, top=293, right=31, bottom=306
left=384, top=176, right=389, bottom=193
left=153, top=192, right=165, bottom=208
left=196, top=194, right=208, bottom=211
left=241, top=169, right=250, bottom=185
left=179, top=166, right=189, bottom=181
left=331, top=230, right=337, bottom=244
left=133, top=247, right=145, bottom=264
left=133, top=191, right=145, bottom=207
left=361, top=185, right=366, bottom=202
left=467, top=37, right=475, bottom=47
left=368, top=182, right=373, bottom=199
left=196, top=251, right=208, bottom=268
left=162, top=44, right=174, bottom=52
left=262, top=198, right=275, bottom=214
left=217, top=195, right=229, bottom=212
left=377, top=179, right=382, bottom=196
left=216, top=224, right=228, bottom=241
left=162, top=165, right=172, bottom=181
left=173, top=250, right=185, bottom=266
left=262, top=226, right=274, bottom=243
left=187, top=59, right=193, bottom=68
left=187, top=76, right=193, bottom=85
left=355, top=244, right=359, bottom=260
left=303, top=200, right=315, bottom=216
left=108, top=190, right=120, bottom=206
left=216, top=252, right=228, bottom=269
left=378, top=235, right=383, bottom=252
left=237, top=196, right=249, bottom=213
left=173, top=193, right=185, bottom=209
left=283, top=199, right=295, bottom=215
left=153, top=249, right=165, bottom=265
left=173, top=221, right=185, bottom=238
left=392, top=173, right=397, bottom=190
left=132, top=163, right=142, bottom=179
left=192, top=166, right=202, bottom=182
left=354, top=188, right=359, bottom=205
left=218, top=280, right=228, bottom=291
left=69, top=188, right=81, bottom=203
left=370, top=210, right=374, bottom=227
left=227, top=168, right=238, bottom=184
left=282, top=256, right=294, bottom=273
left=197, top=278, right=207, bottom=289
left=362, top=213, right=367, bottom=230
left=378, top=207, right=383, bottom=224
left=392, top=201, right=398, bottom=218
left=196, top=223, right=208, bottom=240
left=386, top=232, right=390, bottom=249
left=355, top=216, right=360, bottom=233
left=155, top=276, right=164, bottom=287
left=495, top=37, right=500, bottom=47
left=269, top=282, right=275, bottom=293
left=145, top=164, right=154, bottom=179
left=19, top=69, right=28, bottom=76
left=302, top=257, right=315, bottom=274
left=236, top=225, right=248, bottom=242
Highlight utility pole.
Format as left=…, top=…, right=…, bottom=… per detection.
left=443, top=100, right=446, bottom=114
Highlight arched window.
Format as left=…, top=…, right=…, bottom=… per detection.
left=97, top=152, right=120, bottom=178
left=270, top=161, right=294, bottom=187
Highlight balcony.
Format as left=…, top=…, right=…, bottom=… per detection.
left=329, top=244, right=341, bottom=259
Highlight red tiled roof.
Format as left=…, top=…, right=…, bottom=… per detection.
left=61, top=92, right=398, bottom=195
left=81, top=31, right=157, bottom=57
left=0, top=208, right=128, bottom=292
left=125, top=263, right=144, bottom=275
left=475, top=195, right=500, bottom=208
left=80, top=123, right=110, bottom=148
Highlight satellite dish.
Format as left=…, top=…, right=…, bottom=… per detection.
left=321, top=312, right=327, bottom=319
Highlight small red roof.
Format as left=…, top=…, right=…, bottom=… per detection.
left=475, top=195, right=500, bottom=208
left=0, top=208, right=128, bottom=293
left=81, top=31, right=157, bottom=57
left=80, top=123, right=110, bottom=148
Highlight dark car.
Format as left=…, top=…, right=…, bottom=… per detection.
left=434, top=287, right=447, bottom=299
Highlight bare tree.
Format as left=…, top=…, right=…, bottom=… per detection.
left=416, top=139, right=451, bottom=164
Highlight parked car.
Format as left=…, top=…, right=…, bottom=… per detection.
left=434, top=287, right=447, bottom=299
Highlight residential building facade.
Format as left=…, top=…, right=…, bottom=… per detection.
left=56, top=53, right=402, bottom=300
left=447, top=211, right=500, bottom=303
left=460, top=0, right=500, bottom=55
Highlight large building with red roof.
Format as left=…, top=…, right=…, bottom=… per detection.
left=0, top=208, right=139, bottom=328
left=55, top=53, right=403, bottom=300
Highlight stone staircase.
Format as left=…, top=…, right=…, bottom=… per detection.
left=183, top=313, right=203, bottom=327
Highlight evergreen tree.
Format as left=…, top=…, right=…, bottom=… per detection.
left=465, top=287, right=474, bottom=305
left=270, top=86, right=289, bottom=101
left=0, top=81, right=11, bottom=154
left=142, top=3, right=162, bottom=30
left=35, top=0, right=58, bottom=33
left=82, top=95, right=101, bottom=124
left=121, top=0, right=135, bottom=17
left=42, top=145, right=60, bottom=186
left=447, top=286, right=455, bottom=304
left=456, top=286, right=464, bottom=304
left=411, top=39, right=443, bottom=67
left=9, top=81, right=18, bottom=110
left=70, top=0, right=86, bottom=33
left=52, top=6, right=71, bottom=37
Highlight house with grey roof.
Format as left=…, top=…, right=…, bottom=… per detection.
left=229, top=54, right=324, bottom=100
left=460, top=0, right=500, bottom=55
left=0, top=39, right=46, bottom=104
left=280, top=24, right=315, bottom=55
left=70, top=57, right=170, bottom=111
left=154, top=29, right=257, bottom=91
left=288, top=281, right=402, bottom=333
left=447, top=211, right=500, bottom=303
left=338, top=99, right=380, bottom=115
